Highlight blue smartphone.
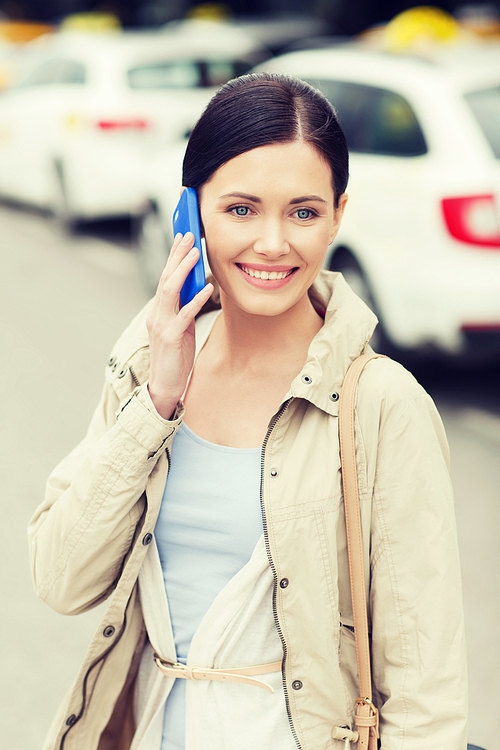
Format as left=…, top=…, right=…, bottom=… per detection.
left=173, top=187, right=206, bottom=307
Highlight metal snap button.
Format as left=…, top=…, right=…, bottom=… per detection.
left=270, top=469, right=278, bottom=478
left=111, top=362, right=118, bottom=372
left=108, top=356, right=116, bottom=367
left=301, top=375, right=312, bottom=385
left=279, top=578, right=289, bottom=589
left=103, top=625, right=115, bottom=638
left=329, top=392, right=339, bottom=402
left=66, top=714, right=77, bottom=727
left=117, top=368, right=128, bottom=379
left=292, top=680, right=303, bottom=690
left=142, top=533, right=153, bottom=546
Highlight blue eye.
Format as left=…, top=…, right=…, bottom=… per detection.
left=296, top=208, right=313, bottom=220
left=233, top=206, right=249, bottom=216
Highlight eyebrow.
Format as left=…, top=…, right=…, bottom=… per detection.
left=289, top=195, right=327, bottom=205
left=218, top=192, right=261, bottom=202
left=218, top=192, right=327, bottom=205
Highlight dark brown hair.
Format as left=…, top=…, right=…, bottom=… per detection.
left=182, top=72, right=348, bottom=208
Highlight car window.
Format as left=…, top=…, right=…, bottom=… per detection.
left=18, top=59, right=63, bottom=86
left=306, top=78, right=428, bottom=156
left=128, top=60, right=200, bottom=89
left=17, top=58, right=86, bottom=87
left=58, top=60, right=86, bottom=85
left=127, top=59, right=252, bottom=89
left=204, top=60, right=252, bottom=86
left=464, top=85, right=500, bottom=159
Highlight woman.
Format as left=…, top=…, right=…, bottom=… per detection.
left=28, top=73, right=467, bottom=750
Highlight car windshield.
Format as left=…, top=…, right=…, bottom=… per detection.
left=464, top=85, right=500, bottom=159
left=128, top=59, right=252, bottom=89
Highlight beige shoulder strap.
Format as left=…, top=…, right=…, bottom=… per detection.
left=339, top=352, right=386, bottom=749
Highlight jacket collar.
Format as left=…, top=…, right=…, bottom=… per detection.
left=289, top=270, right=377, bottom=416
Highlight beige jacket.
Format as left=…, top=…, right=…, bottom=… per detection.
left=28, top=271, right=467, bottom=750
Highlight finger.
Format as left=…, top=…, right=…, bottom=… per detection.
left=148, top=277, right=212, bottom=344
left=158, top=232, right=195, bottom=285
left=176, top=282, right=214, bottom=332
left=170, top=232, right=195, bottom=263
left=155, top=246, right=203, bottom=312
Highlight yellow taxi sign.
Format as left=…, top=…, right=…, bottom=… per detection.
left=60, top=12, right=121, bottom=34
left=383, top=6, right=461, bottom=52
left=186, top=3, right=233, bottom=22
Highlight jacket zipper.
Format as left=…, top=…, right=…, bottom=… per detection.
left=129, top=365, right=140, bottom=388
left=260, top=398, right=303, bottom=750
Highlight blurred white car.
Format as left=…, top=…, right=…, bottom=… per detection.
left=137, top=44, right=500, bottom=360
left=0, top=25, right=267, bottom=227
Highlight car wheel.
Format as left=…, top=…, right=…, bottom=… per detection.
left=137, top=203, right=171, bottom=295
left=330, top=249, right=391, bottom=354
left=51, top=162, right=78, bottom=234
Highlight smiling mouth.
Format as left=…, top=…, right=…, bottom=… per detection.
left=236, top=264, right=297, bottom=280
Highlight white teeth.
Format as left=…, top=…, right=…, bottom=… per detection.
left=240, top=265, right=291, bottom=280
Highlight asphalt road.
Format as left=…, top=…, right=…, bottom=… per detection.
left=1, top=203, right=498, bottom=749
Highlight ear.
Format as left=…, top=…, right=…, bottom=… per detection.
left=329, top=193, right=348, bottom=244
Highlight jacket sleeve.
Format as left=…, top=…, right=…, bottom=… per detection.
left=28, top=379, right=183, bottom=616
left=363, top=364, right=468, bottom=748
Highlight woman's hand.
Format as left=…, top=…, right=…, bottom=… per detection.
left=146, top=232, right=213, bottom=419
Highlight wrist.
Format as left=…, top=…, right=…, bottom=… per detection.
left=147, top=383, right=180, bottom=420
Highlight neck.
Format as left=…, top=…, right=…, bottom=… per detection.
left=213, top=291, right=323, bottom=372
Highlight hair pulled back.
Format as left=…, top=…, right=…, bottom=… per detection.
left=182, top=72, right=348, bottom=208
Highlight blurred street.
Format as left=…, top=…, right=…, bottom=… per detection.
left=1, top=202, right=499, bottom=748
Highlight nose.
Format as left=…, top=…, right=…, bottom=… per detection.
left=252, top=218, right=290, bottom=258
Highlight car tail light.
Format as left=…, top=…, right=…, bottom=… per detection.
left=461, top=323, right=500, bottom=331
left=97, top=119, right=149, bottom=130
left=441, top=195, right=500, bottom=248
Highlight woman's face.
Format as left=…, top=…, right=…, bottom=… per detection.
left=199, top=141, right=347, bottom=319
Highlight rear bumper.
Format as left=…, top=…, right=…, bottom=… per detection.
left=344, top=240, right=500, bottom=357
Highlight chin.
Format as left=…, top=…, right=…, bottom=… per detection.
left=235, top=293, right=305, bottom=319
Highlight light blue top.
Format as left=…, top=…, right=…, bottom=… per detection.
left=155, top=422, right=263, bottom=750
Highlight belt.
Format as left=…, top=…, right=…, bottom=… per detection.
left=154, top=655, right=282, bottom=694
